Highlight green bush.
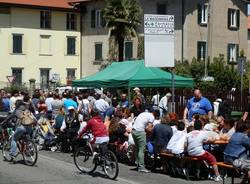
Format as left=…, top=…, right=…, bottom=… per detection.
left=3, top=85, right=28, bottom=94
left=174, top=55, right=248, bottom=93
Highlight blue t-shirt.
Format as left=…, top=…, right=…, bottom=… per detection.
left=120, top=100, right=129, bottom=108
left=2, top=98, right=10, bottom=112
left=63, top=99, right=77, bottom=113
left=105, top=106, right=115, bottom=119
left=187, top=97, right=212, bottom=121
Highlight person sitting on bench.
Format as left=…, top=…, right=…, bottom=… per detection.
left=187, top=119, right=222, bottom=182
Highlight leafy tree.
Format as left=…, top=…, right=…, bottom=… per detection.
left=103, top=0, right=142, bottom=61
left=174, top=55, right=247, bottom=93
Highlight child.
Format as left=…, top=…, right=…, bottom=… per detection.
left=167, top=121, right=187, bottom=155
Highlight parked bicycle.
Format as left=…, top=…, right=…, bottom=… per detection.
left=1, top=117, right=38, bottom=166
left=74, top=134, right=119, bottom=180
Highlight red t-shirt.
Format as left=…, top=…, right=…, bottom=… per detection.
left=79, top=116, right=108, bottom=138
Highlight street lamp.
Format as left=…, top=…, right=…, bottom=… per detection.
left=202, top=0, right=214, bottom=82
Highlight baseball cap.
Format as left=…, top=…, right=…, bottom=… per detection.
left=166, top=93, right=172, bottom=97
left=133, top=87, right=140, bottom=91
left=67, top=106, right=75, bottom=111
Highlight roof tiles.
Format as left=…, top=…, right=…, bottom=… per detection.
left=0, top=0, right=74, bottom=9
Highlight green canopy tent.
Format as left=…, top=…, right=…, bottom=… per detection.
left=72, top=60, right=194, bottom=88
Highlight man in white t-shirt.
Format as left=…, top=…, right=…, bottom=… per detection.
left=167, top=121, right=187, bottom=155
left=9, top=91, right=19, bottom=112
left=132, top=111, right=155, bottom=173
left=158, top=93, right=171, bottom=118
left=187, top=120, right=222, bottom=182
left=151, top=91, right=160, bottom=110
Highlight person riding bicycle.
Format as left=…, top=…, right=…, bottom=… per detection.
left=7, top=94, right=36, bottom=158
left=78, top=108, right=109, bottom=145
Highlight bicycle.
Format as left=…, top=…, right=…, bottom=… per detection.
left=73, top=134, right=119, bottom=180
left=1, top=119, right=38, bottom=166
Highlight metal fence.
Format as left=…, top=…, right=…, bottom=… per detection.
left=172, top=89, right=248, bottom=118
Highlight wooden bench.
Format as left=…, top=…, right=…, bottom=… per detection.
left=160, top=152, right=206, bottom=180
left=160, top=152, right=199, bottom=161
left=216, top=162, right=238, bottom=184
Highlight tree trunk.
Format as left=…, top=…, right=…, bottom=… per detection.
left=118, top=37, right=124, bottom=62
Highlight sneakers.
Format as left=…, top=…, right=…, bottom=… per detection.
left=138, top=168, right=150, bottom=173
left=50, top=146, right=58, bottom=152
left=9, top=153, right=18, bottom=159
left=213, top=175, right=223, bottom=182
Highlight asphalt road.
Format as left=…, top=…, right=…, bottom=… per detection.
left=0, top=150, right=241, bottom=184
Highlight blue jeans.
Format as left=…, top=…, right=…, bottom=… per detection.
left=224, top=154, right=248, bottom=164
left=10, top=125, right=32, bottom=155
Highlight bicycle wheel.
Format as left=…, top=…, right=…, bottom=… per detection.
left=2, top=140, right=13, bottom=162
left=103, top=150, right=119, bottom=180
left=74, top=146, right=97, bottom=173
left=22, top=139, right=38, bottom=166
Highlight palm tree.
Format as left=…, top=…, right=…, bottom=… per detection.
left=103, top=0, right=142, bottom=62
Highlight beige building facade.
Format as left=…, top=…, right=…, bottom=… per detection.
left=75, top=0, right=248, bottom=78
left=0, top=3, right=81, bottom=89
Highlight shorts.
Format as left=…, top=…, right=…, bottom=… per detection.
left=196, top=151, right=217, bottom=166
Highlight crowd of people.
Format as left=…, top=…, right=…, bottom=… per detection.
left=0, top=87, right=250, bottom=183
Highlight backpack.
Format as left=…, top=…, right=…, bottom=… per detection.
left=20, top=109, right=36, bottom=126
left=218, top=101, right=232, bottom=118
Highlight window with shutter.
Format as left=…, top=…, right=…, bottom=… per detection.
left=67, top=37, right=76, bottom=55
left=91, top=9, right=105, bottom=28
left=95, top=43, right=103, bottom=61
left=13, top=34, right=23, bottom=54
left=12, top=68, right=22, bottom=85
left=228, top=8, right=239, bottom=30
left=124, top=41, right=133, bottom=60
left=40, top=11, right=51, bottom=29
left=67, top=69, right=76, bottom=80
left=197, top=41, right=206, bottom=60
left=91, top=10, right=96, bottom=28
left=227, top=43, right=239, bottom=63
left=95, top=10, right=102, bottom=28
left=101, top=10, right=106, bottom=27
left=66, top=13, right=76, bottom=30
left=40, top=69, right=50, bottom=89
left=197, top=4, right=208, bottom=26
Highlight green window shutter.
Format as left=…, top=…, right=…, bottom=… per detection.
left=101, top=10, right=106, bottom=27
left=12, top=69, right=22, bottom=85
left=91, top=9, right=96, bottom=28
left=40, top=11, right=43, bottom=28
left=203, top=42, right=206, bottom=60
left=66, top=13, right=69, bottom=29
left=13, top=35, right=22, bottom=53
left=236, top=44, right=239, bottom=62
left=125, top=42, right=133, bottom=60
left=67, top=37, right=76, bottom=55
left=237, top=9, right=240, bottom=29
left=227, top=44, right=230, bottom=62
left=197, top=4, right=201, bottom=25
left=228, top=9, right=231, bottom=29
left=95, top=43, right=102, bottom=60
left=197, top=42, right=201, bottom=60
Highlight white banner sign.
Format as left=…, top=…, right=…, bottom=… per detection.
left=144, top=14, right=175, bottom=67
left=144, top=15, right=174, bottom=35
